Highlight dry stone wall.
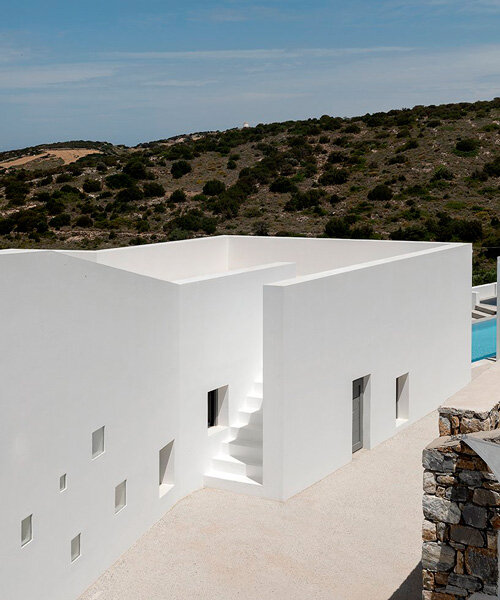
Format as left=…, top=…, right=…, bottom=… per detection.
left=439, top=405, right=500, bottom=437
left=422, top=431, right=500, bottom=599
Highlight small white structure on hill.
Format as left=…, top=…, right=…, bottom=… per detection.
left=0, top=235, right=471, bottom=600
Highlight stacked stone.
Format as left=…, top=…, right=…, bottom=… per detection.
left=422, top=433, right=500, bottom=600
left=439, top=405, right=500, bottom=437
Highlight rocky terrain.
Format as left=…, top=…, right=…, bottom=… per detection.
left=1, top=98, right=499, bottom=283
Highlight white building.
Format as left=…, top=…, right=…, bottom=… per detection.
left=0, top=235, right=471, bottom=600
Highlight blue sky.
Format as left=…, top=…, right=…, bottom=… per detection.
left=1, top=0, right=500, bottom=150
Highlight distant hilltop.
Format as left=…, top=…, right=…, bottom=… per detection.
left=0, top=98, right=499, bottom=285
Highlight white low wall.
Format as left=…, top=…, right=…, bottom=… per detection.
left=228, top=236, right=444, bottom=276
left=263, top=244, right=471, bottom=500
left=472, top=281, right=497, bottom=305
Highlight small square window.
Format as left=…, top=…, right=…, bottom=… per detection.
left=115, top=480, right=127, bottom=514
left=60, top=474, right=67, bottom=492
left=92, top=426, right=105, bottom=459
left=21, top=515, right=32, bottom=547
left=71, top=534, right=81, bottom=562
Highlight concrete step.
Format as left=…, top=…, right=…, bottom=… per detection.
left=224, top=438, right=263, bottom=462
left=245, top=395, right=263, bottom=411
left=475, top=304, right=496, bottom=316
left=230, top=425, right=263, bottom=443
left=211, top=454, right=248, bottom=477
left=253, top=380, right=263, bottom=396
left=204, top=471, right=262, bottom=492
left=234, top=408, right=263, bottom=428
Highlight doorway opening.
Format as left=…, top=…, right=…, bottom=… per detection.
left=396, top=373, right=409, bottom=425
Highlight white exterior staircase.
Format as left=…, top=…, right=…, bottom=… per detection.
left=204, top=376, right=263, bottom=490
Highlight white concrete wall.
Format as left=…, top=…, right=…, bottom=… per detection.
left=263, top=244, right=472, bottom=500
left=0, top=236, right=473, bottom=598
left=176, top=262, right=296, bottom=482
left=0, top=250, right=295, bottom=600
left=94, top=236, right=228, bottom=281
left=228, top=236, right=445, bottom=276
left=0, top=251, right=185, bottom=600
left=472, top=281, right=497, bottom=302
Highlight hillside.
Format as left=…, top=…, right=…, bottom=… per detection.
left=1, top=98, right=499, bottom=284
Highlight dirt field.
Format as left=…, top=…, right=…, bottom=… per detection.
left=0, top=148, right=100, bottom=169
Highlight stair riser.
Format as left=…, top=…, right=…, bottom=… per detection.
left=246, top=464, right=263, bottom=482
left=245, top=396, right=263, bottom=411
left=253, top=381, right=263, bottom=396
left=225, top=442, right=263, bottom=462
left=237, top=412, right=263, bottom=427
left=211, top=457, right=248, bottom=477
left=231, top=431, right=263, bottom=444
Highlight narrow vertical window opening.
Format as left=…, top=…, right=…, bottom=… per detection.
left=21, top=515, right=32, bottom=547
left=115, top=480, right=127, bottom=513
left=159, top=441, right=175, bottom=497
left=92, top=426, right=105, bottom=459
left=71, top=534, right=81, bottom=562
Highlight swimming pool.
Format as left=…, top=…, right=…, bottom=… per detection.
left=472, top=318, right=497, bottom=362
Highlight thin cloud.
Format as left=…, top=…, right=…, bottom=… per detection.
left=142, top=79, right=218, bottom=87
left=386, top=0, right=500, bottom=13
left=108, top=47, right=414, bottom=61
left=0, top=63, right=115, bottom=89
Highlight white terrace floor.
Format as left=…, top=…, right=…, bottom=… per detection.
left=78, top=410, right=446, bottom=600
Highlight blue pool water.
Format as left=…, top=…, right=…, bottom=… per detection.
left=472, top=318, right=497, bottom=362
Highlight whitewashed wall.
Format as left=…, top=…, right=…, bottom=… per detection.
left=176, top=262, right=296, bottom=482
left=94, top=236, right=228, bottom=281
left=263, top=244, right=472, bottom=500
left=0, top=237, right=473, bottom=599
left=0, top=249, right=295, bottom=600
left=0, top=251, right=184, bottom=600
left=228, top=236, right=444, bottom=275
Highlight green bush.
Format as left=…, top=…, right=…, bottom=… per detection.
left=455, top=138, right=479, bottom=153
left=269, top=177, right=297, bottom=194
left=105, top=173, right=134, bottom=189
left=324, top=217, right=351, bottom=238
left=83, top=179, right=102, bottom=193
left=327, top=151, right=345, bottom=164
left=143, top=182, right=165, bottom=198
left=319, top=168, right=349, bottom=185
left=5, top=180, right=30, bottom=204
left=170, top=189, right=187, bottom=203
left=171, top=160, right=192, bottom=179
left=253, top=222, right=269, bottom=236
left=115, top=186, right=144, bottom=203
left=344, top=123, right=361, bottom=134
left=483, top=156, right=500, bottom=177
left=284, top=189, right=324, bottom=211
left=0, top=217, right=14, bottom=234
left=75, top=215, right=93, bottom=227
left=367, top=184, right=393, bottom=201
left=13, top=208, right=48, bottom=233
left=432, top=166, right=454, bottom=181
left=49, top=213, right=71, bottom=229
left=45, top=197, right=65, bottom=215
left=55, top=173, right=73, bottom=184
left=203, top=180, right=226, bottom=196
left=123, top=160, right=152, bottom=180
left=168, top=209, right=216, bottom=234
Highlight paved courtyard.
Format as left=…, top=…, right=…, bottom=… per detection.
left=80, top=411, right=438, bottom=600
